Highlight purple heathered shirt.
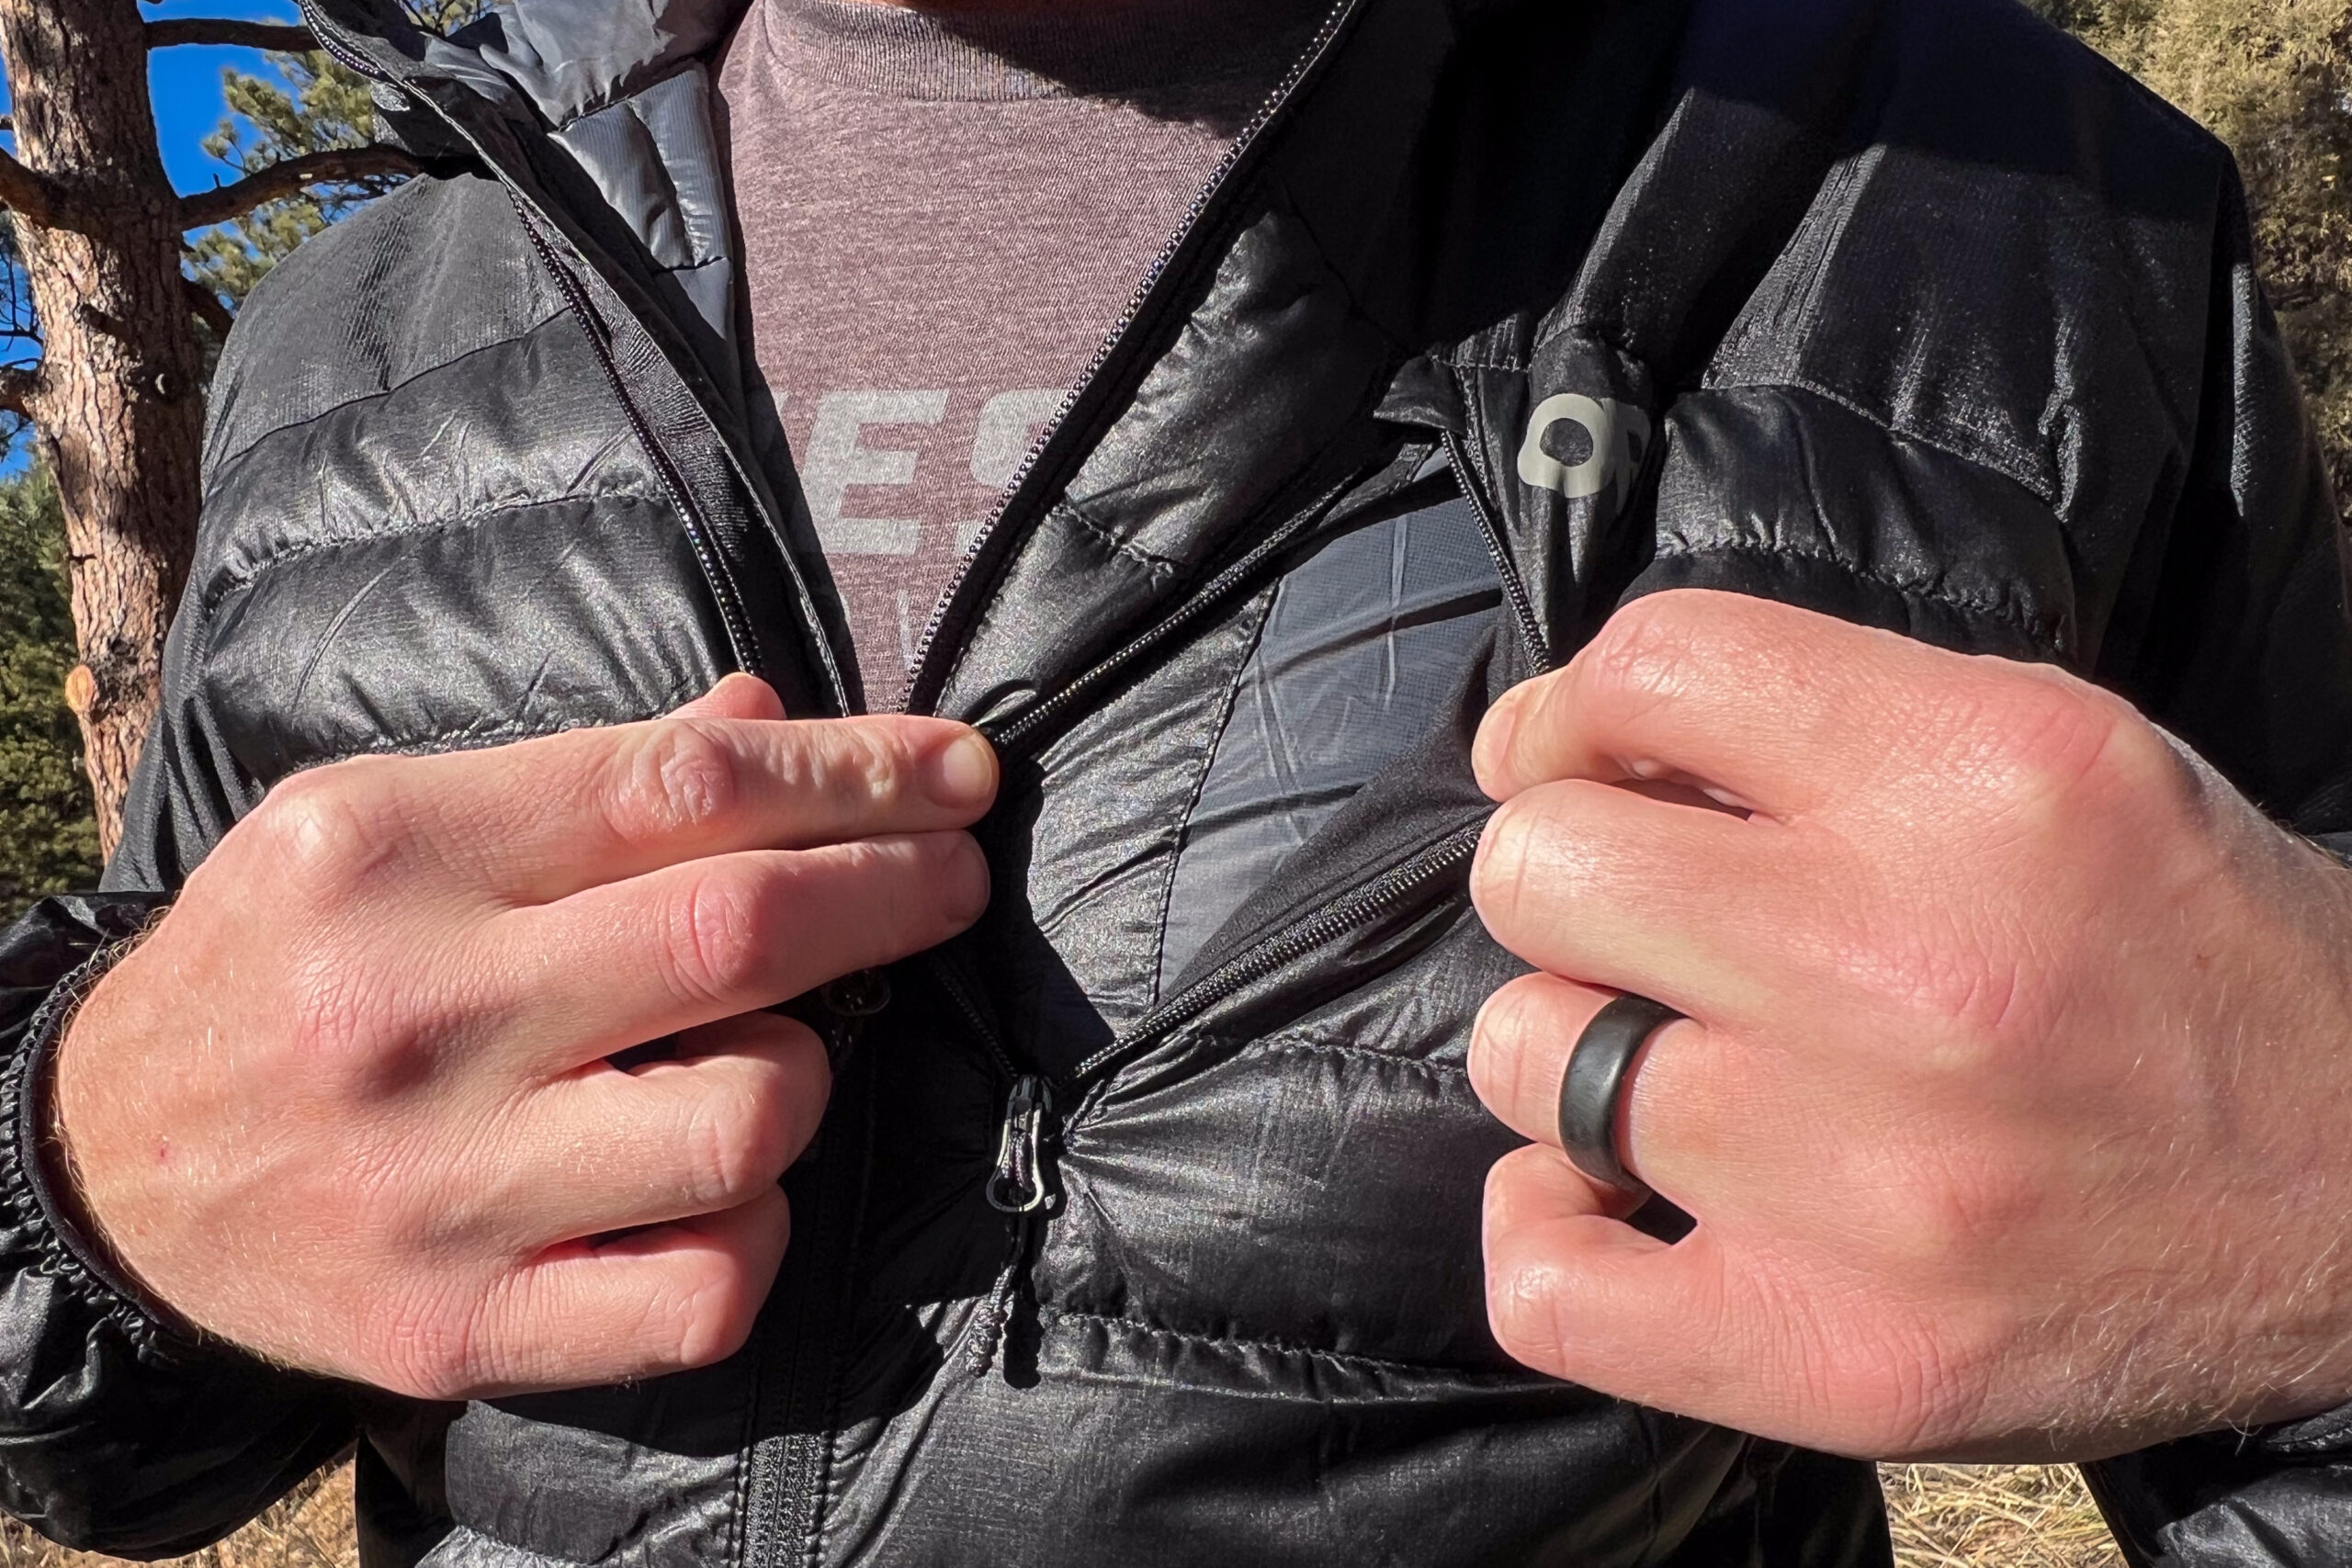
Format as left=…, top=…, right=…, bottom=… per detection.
left=718, top=0, right=1320, bottom=705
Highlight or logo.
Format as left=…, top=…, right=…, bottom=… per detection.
left=1517, top=393, right=1652, bottom=505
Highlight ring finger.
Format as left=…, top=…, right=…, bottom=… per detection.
left=1469, top=971, right=1738, bottom=1206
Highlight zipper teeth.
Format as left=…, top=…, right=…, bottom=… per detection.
left=929, top=953, right=1020, bottom=1084
left=989, top=469, right=1359, bottom=752
left=1069, top=824, right=1483, bottom=1085
left=896, top=0, right=1366, bottom=717
left=1444, top=429, right=1552, bottom=673
left=302, top=5, right=389, bottom=78
left=514, top=203, right=766, bottom=683
left=310, top=0, right=857, bottom=717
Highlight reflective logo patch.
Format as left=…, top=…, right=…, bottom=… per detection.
left=1517, top=393, right=1652, bottom=506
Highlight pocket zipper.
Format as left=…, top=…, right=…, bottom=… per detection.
left=957, top=826, right=1481, bottom=1380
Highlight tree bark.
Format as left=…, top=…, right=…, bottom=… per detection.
left=144, top=18, right=319, bottom=53
left=0, top=0, right=207, bottom=858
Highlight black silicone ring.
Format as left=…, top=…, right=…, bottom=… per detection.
left=1557, top=993, right=1683, bottom=1196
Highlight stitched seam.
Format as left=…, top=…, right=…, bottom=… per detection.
left=434, top=1524, right=598, bottom=1568
left=1051, top=496, right=1188, bottom=576
left=1719, top=373, right=2055, bottom=505
left=1045, top=1307, right=1473, bottom=1378
left=724, top=1404, right=754, bottom=1568
left=2259, top=1408, right=2352, bottom=1453
left=509, top=195, right=766, bottom=688
left=547, top=58, right=704, bottom=134
left=1258, top=174, right=1411, bottom=360
left=1444, top=342, right=2057, bottom=510
left=1652, top=538, right=2066, bottom=655
left=1244, top=1033, right=1471, bottom=1082
left=284, top=719, right=603, bottom=773
left=1061, top=1026, right=1474, bottom=1155
left=207, top=306, right=569, bottom=482
left=1152, top=588, right=1279, bottom=1008
left=200, top=491, right=655, bottom=619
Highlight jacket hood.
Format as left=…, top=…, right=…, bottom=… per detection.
left=299, top=0, right=760, bottom=371
left=306, top=0, right=746, bottom=130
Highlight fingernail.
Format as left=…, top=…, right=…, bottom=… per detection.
left=945, top=834, right=992, bottom=924
left=930, top=732, right=998, bottom=809
left=1475, top=694, right=1523, bottom=797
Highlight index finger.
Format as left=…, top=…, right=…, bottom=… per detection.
left=1473, top=590, right=1933, bottom=816
left=382, top=683, right=1000, bottom=903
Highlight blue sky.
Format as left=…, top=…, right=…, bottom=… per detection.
left=1, top=0, right=303, bottom=469
left=0, top=0, right=306, bottom=197
left=142, top=0, right=311, bottom=197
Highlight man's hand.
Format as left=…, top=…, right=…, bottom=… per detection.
left=1467, top=589, right=2352, bottom=1461
left=54, top=675, right=995, bottom=1401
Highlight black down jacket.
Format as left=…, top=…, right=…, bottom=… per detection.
left=4, top=0, right=2352, bottom=1562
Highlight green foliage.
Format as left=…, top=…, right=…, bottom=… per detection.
left=2039, top=0, right=2352, bottom=496
left=0, top=468, right=98, bottom=919
left=188, top=0, right=487, bottom=310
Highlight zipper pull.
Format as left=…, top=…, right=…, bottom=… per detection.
left=970, top=1074, right=1055, bottom=1378
left=985, top=1075, right=1053, bottom=1214
left=820, top=966, right=892, bottom=1020
left=810, top=966, right=892, bottom=1075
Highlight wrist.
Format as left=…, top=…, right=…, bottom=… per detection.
left=20, top=935, right=195, bottom=1341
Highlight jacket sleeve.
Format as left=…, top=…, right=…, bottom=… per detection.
left=0, top=892, right=357, bottom=1559
left=2060, top=169, right=2352, bottom=1566
left=1614, top=101, right=2352, bottom=1558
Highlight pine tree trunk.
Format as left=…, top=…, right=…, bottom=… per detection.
left=0, top=0, right=205, bottom=859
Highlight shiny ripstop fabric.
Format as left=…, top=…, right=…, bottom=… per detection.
left=0, top=0, right=2348, bottom=1564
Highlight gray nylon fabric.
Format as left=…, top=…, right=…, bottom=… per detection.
left=458, top=0, right=740, bottom=127
left=554, top=68, right=740, bottom=345
left=1158, top=487, right=1501, bottom=987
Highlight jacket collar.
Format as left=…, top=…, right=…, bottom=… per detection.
left=304, top=0, right=747, bottom=129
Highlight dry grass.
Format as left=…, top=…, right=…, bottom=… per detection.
left=0, top=1459, right=2122, bottom=1567
left=1882, top=1463, right=2124, bottom=1568
left=0, top=1463, right=356, bottom=1568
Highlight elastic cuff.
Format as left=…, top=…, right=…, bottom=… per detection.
left=1, top=937, right=198, bottom=1359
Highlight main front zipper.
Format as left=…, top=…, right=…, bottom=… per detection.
left=300, top=0, right=859, bottom=719
left=300, top=0, right=1453, bottom=1553
left=896, top=0, right=1377, bottom=717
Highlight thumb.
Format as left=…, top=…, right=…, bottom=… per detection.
left=674, top=672, right=787, bottom=724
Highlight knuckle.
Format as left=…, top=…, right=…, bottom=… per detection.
left=812, top=723, right=908, bottom=819
left=1473, top=798, right=1554, bottom=931
left=1585, top=596, right=1703, bottom=708
left=660, top=866, right=778, bottom=1007
left=612, top=721, right=743, bottom=843
left=2088, top=705, right=2211, bottom=823
left=1484, top=1248, right=1572, bottom=1374
left=1947, top=672, right=2125, bottom=814
left=254, top=763, right=404, bottom=894
left=917, top=830, right=989, bottom=929
left=641, top=1249, right=761, bottom=1373
left=673, top=1250, right=762, bottom=1372
left=1471, top=980, right=1549, bottom=1108
left=680, top=1084, right=789, bottom=1211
